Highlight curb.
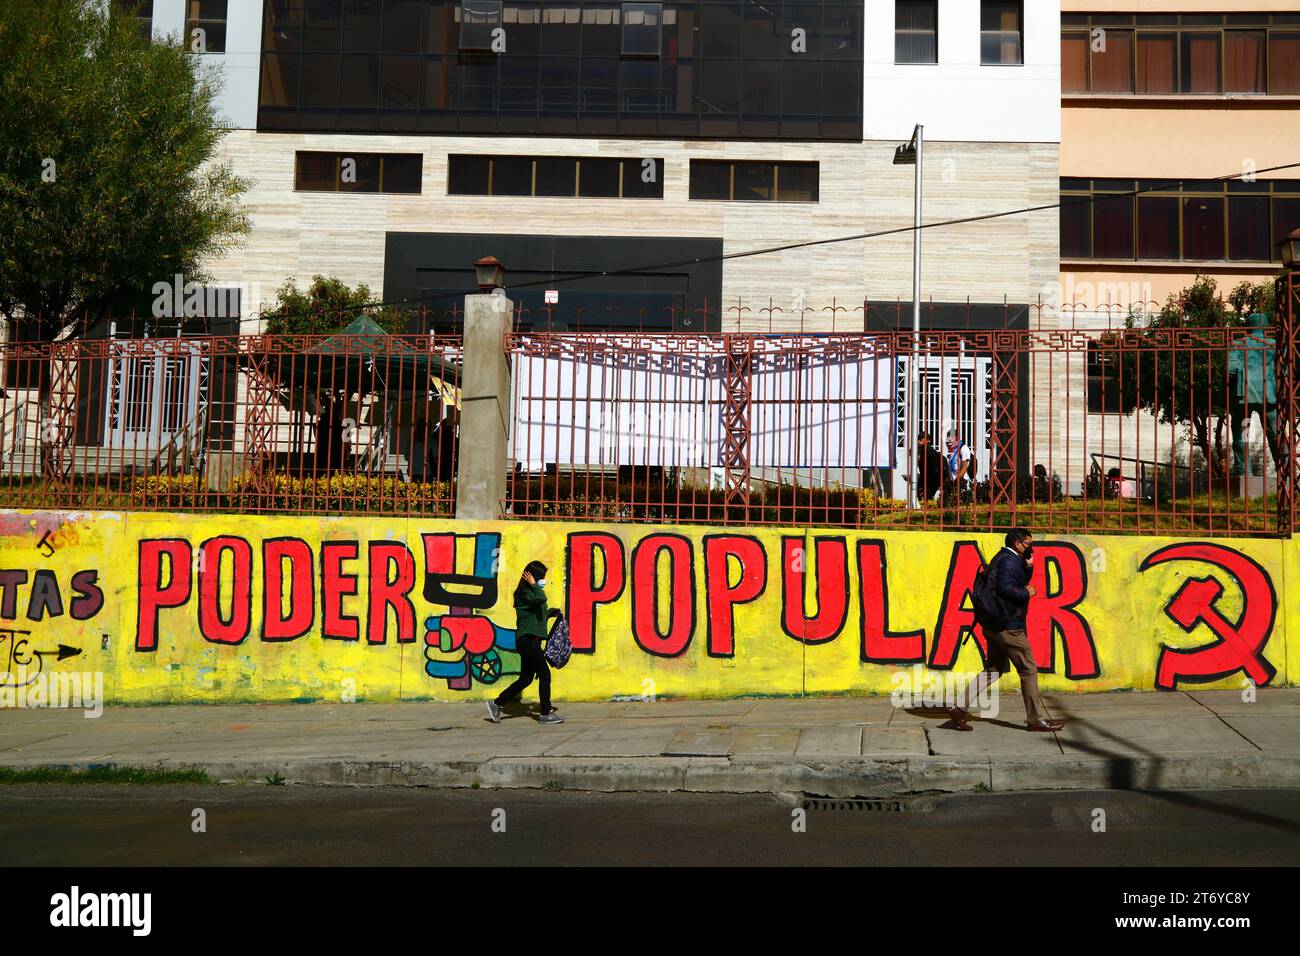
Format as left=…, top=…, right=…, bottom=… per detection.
left=11, top=753, right=1299, bottom=795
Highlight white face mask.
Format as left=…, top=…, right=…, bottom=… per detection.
left=535, top=578, right=547, bottom=588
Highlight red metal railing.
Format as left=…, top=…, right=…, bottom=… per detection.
left=0, top=333, right=463, bottom=516
left=505, top=319, right=1290, bottom=537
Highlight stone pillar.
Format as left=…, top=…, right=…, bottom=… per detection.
left=456, top=292, right=513, bottom=520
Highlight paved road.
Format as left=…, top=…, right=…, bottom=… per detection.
left=3, top=786, right=1298, bottom=866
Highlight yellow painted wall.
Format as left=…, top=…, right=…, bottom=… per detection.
left=0, top=511, right=1291, bottom=703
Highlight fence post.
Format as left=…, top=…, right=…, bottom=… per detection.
left=1278, top=270, right=1299, bottom=535
left=456, top=293, right=513, bottom=521
left=990, top=333, right=1019, bottom=508
left=720, top=334, right=753, bottom=522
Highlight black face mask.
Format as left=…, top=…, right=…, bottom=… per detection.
left=1022, top=546, right=1034, bottom=560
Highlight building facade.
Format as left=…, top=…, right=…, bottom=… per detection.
left=129, top=0, right=1061, bottom=335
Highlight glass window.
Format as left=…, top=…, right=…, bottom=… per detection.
left=775, top=162, right=818, bottom=202
left=1180, top=32, right=1221, bottom=93
left=294, top=152, right=423, bottom=194
left=380, top=155, right=423, bottom=194
left=460, top=0, right=502, bottom=50
left=1137, top=196, right=1179, bottom=259
left=1136, top=32, right=1176, bottom=93
left=896, top=1, right=937, bottom=65
left=734, top=163, right=773, bottom=201
left=1269, top=33, right=1300, bottom=93
left=491, top=156, right=533, bottom=195
left=1228, top=196, right=1270, bottom=260
left=622, top=2, right=661, bottom=56
left=1225, top=30, right=1266, bottom=93
left=620, top=158, right=665, bottom=198
left=448, top=155, right=491, bottom=194
left=1183, top=196, right=1225, bottom=259
left=382, top=0, right=423, bottom=54
left=116, top=0, right=154, bottom=41
left=1091, top=29, right=1133, bottom=93
left=186, top=0, right=227, bottom=53
left=1093, top=193, right=1134, bottom=258
left=578, top=158, right=621, bottom=197
left=1061, top=33, right=1088, bottom=92
left=1086, top=343, right=1124, bottom=414
left=1060, top=194, right=1092, bottom=258
left=690, top=160, right=731, bottom=200
left=980, top=1, right=1022, bottom=65
left=295, top=153, right=337, bottom=191
left=1273, top=198, right=1300, bottom=260
left=535, top=157, right=578, bottom=196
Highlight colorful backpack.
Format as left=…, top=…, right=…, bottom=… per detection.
left=544, top=615, right=572, bottom=668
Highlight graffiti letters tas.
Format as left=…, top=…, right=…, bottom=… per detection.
left=545, top=615, right=572, bottom=669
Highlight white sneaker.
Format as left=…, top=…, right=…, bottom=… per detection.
left=486, top=700, right=502, bottom=723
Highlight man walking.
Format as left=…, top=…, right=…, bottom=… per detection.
left=947, top=528, right=1065, bottom=733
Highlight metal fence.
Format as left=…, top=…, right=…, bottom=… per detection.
left=0, top=333, right=463, bottom=516
left=505, top=318, right=1296, bottom=538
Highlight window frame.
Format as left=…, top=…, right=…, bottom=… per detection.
left=621, top=2, right=663, bottom=58
left=894, top=0, right=938, bottom=66
left=1063, top=15, right=1300, bottom=95
left=185, top=0, right=227, bottom=54
left=1060, top=178, right=1297, bottom=264
left=980, top=1, right=1024, bottom=67
left=459, top=0, right=504, bottom=52
left=293, top=152, right=424, bottom=195
left=446, top=154, right=665, bottom=199
left=688, top=160, right=820, bottom=203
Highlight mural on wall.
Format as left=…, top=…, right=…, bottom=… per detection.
left=0, top=510, right=1292, bottom=703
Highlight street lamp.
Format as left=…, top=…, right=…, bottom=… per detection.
left=474, top=256, right=507, bottom=291
left=893, top=124, right=924, bottom=509
left=1279, top=228, right=1300, bottom=270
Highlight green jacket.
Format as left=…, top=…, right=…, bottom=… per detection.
left=514, top=584, right=549, bottom=641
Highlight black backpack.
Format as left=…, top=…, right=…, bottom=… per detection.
left=971, top=564, right=1009, bottom=633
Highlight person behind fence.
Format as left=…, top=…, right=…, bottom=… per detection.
left=1106, top=467, right=1136, bottom=500
left=487, top=561, right=565, bottom=725
left=914, top=430, right=946, bottom=501
left=944, top=429, right=974, bottom=494
left=946, top=528, right=1065, bottom=734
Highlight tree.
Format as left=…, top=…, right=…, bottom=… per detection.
left=1102, top=275, right=1277, bottom=481
left=0, top=0, right=249, bottom=341
left=262, top=275, right=406, bottom=335
left=263, top=276, right=409, bottom=474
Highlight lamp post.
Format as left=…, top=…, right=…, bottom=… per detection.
left=474, top=255, right=507, bottom=292
left=1280, top=228, right=1300, bottom=270
left=893, top=124, right=923, bottom=508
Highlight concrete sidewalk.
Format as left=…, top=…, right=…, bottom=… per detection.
left=2, top=689, right=1297, bottom=796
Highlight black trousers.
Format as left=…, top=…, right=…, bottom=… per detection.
left=494, top=637, right=551, bottom=713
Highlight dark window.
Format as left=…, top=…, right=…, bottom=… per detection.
left=448, top=155, right=490, bottom=194
left=1225, top=30, right=1266, bottom=92
left=1062, top=32, right=1088, bottom=92
left=1060, top=192, right=1092, bottom=258
left=620, top=157, right=665, bottom=198
left=622, top=2, right=662, bottom=56
left=1274, top=198, right=1300, bottom=259
left=896, top=1, right=938, bottom=65
left=1092, top=193, right=1134, bottom=259
left=535, top=157, right=578, bottom=196
left=1136, top=32, right=1177, bottom=93
left=1180, top=31, right=1221, bottom=92
left=294, top=152, right=423, bottom=194
left=690, top=160, right=732, bottom=200
left=1087, top=342, right=1124, bottom=414
left=447, top=154, right=662, bottom=197
left=259, top=0, right=861, bottom=139
left=578, top=158, right=621, bottom=197
left=460, top=0, right=502, bottom=51
left=689, top=160, right=817, bottom=202
left=1091, top=29, right=1134, bottom=92
left=1270, top=32, right=1300, bottom=92
left=980, top=1, right=1022, bottom=65
left=1183, top=195, right=1225, bottom=259
left=115, top=0, right=153, bottom=41
left=1137, top=196, right=1179, bottom=259
left=1228, top=196, right=1270, bottom=260
left=186, top=0, right=227, bottom=53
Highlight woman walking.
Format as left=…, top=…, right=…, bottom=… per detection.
left=486, top=561, right=564, bottom=725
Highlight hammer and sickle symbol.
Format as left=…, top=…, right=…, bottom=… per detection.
left=1139, top=543, right=1277, bottom=690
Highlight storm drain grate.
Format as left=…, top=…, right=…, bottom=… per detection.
left=801, top=795, right=907, bottom=812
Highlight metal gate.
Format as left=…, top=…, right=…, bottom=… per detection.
left=104, top=340, right=203, bottom=451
